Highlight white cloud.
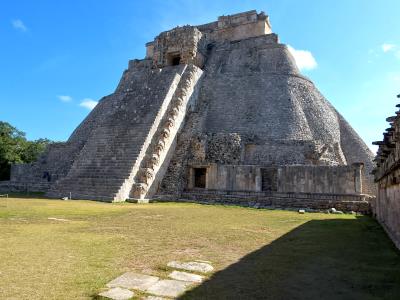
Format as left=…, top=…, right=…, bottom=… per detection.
left=382, top=43, right=396, bottom=52
left=57, top=95, right=72, bottom=102
left=287, top=45, right=317, bottom=71
left=80, top=98, right=98, bottom=110
left=11, top=19, right=27, bottom=32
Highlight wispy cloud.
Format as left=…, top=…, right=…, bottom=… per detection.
left=381, top=43, right=400, bottom=61
left=57, top=95, right=72, bottom=102
left=287, top=45, right=317, bottom=71
left=382, top=43, right=396, bottom=53
left=80, top=98, right=98, bottom=110
left=11, top=19, right=27, bottom=32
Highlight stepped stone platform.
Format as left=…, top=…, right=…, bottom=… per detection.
left=7, top=10, right=375, bottom=211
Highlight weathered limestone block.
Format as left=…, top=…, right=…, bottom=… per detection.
left=146, top=279, right=191, bottom=298
left=98, top=287, right=135, bottom=300
left=167, top=261, right=214, bottom=273
left=168, top=270, right=204, bottom=283
left=106, top=272, right=159, bottom=291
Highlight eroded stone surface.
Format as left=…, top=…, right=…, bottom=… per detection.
left=98, top=287, right=135, bottom=300
left=167, top=261, right=214, bottom=273
left=146, top=279, right=191, bottom=298
left=142, top=296, right=167, bottom=300
left=106, top=272, right=159, bottom=291
left=168, top=270, right=204, bottom=283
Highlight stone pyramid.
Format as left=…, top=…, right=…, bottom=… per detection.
left=10, top=11, right=374, bottom=210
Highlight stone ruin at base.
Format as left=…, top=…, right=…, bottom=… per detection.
left=5, top=10, right=375, bottom=212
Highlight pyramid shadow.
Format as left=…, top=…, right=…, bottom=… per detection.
left=179, top=216, right=400, bottom=300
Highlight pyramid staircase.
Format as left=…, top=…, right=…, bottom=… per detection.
left=130, top=65, right=203, bottom=200
left=47, top=64, right=203, bottom=201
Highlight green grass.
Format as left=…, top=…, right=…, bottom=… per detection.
left=0, top=197, right=399, bottom=299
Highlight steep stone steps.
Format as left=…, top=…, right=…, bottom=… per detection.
left=47, top=65, right=187, bottom=201
left=130, top=64, right=204, bottom=200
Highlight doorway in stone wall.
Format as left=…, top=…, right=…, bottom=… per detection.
left=194, top=168, right=207, bottom=188
left=167, top=52, right=181, bottom=66
left=172, top=55, right=181, bottom=65
left=261, top=168, right=278, bottom=191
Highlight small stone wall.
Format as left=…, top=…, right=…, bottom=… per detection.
left=0, top=181, right=50, bottom=193
left=175, top=190, right=371, bottom=213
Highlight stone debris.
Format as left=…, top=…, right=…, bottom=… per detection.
left=47, top=217, right=69, bottom=222
left=329, top=208, right=344, bottom=214
left=98, top=287, right=134, bottom=300
left=298, top=209, right=305, bottom=214
left=146, top=279, right=191, bottom=298
left=167, top=261, right=214, bottom=273
left=106, top=272, right=159, bottom=291
left=168, top=270, right=204, bottom=283
left=142, top=296, right=167, bottom=300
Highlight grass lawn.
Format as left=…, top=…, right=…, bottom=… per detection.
left=0, top=197, right=399, bottom=299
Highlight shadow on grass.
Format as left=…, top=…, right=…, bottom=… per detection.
left=180, top=216, right=400, bottom=300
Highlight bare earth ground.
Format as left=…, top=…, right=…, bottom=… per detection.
left=0, top=197, right=399, bottom=299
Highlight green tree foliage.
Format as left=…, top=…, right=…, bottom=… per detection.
left=0, top=122, right=51, bottom=180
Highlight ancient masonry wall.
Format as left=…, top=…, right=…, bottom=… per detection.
left=183, top=164, right=363, bottom=195
left=372, top=96, right=400, bottom=249
left=178, top=190, right=371, bottom=214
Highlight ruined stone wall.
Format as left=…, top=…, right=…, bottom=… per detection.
left=179, top=190, right=371, bottom=213
left=277, top=164, right=363, bottom=194
left=183, top=163, right=363, bottom=195
left=210, top=10, right=271, bottom=42
left=9, top=141, right=84, bottom=190
left=152, top=27, right=204, bottom=68
left=372, top=98, right=400, bottom=248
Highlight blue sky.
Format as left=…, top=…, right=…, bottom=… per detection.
left=1, top=0, right=399, bottom=153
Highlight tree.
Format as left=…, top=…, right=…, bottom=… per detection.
left=21, top=138, right=51, bottom=163
left=0, top=122, right=51, bottom=180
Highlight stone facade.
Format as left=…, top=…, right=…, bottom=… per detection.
left=372, top=94, right=400, bottom=248
left=6, top=10, right=375, bottom=212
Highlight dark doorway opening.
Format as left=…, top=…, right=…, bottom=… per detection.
left=171, top=55, right=181, bottom=66
left=194, top=168, right=206, bottom=188
left=261, top=168, right=278, bottom=191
